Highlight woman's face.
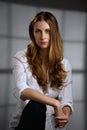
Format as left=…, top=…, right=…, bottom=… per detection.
left=33, top=20, right=50, bottom=49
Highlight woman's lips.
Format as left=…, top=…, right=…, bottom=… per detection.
left=40, top=42, right=48, bottom=44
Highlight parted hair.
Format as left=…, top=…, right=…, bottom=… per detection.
left=26, top=11, right=67, bottom=91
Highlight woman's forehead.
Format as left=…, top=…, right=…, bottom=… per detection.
left=34, top=20, right=50, bottom=29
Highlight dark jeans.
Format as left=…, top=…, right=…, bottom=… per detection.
left=15, top=100, right=47, bottom=130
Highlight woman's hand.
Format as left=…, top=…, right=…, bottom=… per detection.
left=54, top=112, right=69, bottom=128
left=53, top=104, right=69, bottom=128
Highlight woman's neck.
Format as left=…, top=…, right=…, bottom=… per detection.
left=39, top=48, right=49, bottom=64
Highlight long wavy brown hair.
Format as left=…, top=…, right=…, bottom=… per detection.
left=26, top=11, right=67, bottom=91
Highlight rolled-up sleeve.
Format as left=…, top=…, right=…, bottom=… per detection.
left=12, top=54, right=30, bottom=99
left=59, top=59, right=74, bottom=112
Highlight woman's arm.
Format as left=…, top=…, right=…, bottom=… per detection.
left=54, top=59, right=73, bottom=128
left=63, top=105, right=72, bottom=118
left=20, top=87, right=63, bottom=113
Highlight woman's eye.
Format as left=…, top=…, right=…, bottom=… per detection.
left=46, top=29, right=50, bottom=33
left=35, top=29, right=41, bottom=33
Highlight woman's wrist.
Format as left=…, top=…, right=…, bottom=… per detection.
left=53, top=99, right=61, bottom=108
left=52, top=99, right=63, bottom=116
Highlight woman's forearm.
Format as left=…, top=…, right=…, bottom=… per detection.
left=20, top=88, right=61, bottom=108
left=62, top=106, right=71, bottom=118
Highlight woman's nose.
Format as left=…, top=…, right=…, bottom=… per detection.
left=41, top=32, right=45, bottom=39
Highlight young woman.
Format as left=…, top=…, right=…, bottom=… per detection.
left=9, top=11, right=73, bottom=130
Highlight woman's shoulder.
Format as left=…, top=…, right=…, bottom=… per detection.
left=62, top=57, right=72, bottom=70
left=13, top=48, right=27, bottom=63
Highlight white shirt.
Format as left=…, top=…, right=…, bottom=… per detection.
left=9, top=49, right=73, bottom=130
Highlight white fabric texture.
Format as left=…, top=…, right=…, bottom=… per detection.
left=9, top=49, right=73, bottom=130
